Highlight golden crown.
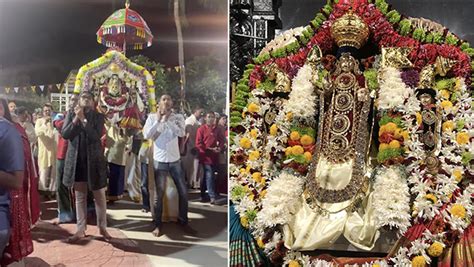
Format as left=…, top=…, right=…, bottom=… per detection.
left=330, top=11, right=369, bottom=49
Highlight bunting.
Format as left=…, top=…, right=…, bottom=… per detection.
left=0, top=83, right=66, bottom=95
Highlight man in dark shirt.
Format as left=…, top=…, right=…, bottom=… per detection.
left=195, top=112, right=225, bottom=204
left=62, top=91, right=110, bottom=242
left=0, top=111, right=24, bottom=257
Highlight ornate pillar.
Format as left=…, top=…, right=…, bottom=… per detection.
left=229, top=0, right=282, bottom=84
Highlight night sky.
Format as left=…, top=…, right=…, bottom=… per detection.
left=0, top=0, right=228, bottom=87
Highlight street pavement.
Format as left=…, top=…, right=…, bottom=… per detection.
left=21, top=191, right=228, bottom=267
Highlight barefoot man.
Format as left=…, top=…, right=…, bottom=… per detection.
left=143, top=95, right=191, bottom=237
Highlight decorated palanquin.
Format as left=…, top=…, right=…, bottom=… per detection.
left=74, top=50, right=156, bottom=130
left=229, top=0, right=474, bottom=266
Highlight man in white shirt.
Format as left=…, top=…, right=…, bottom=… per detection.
left=143, top=95, right=190, bottom=237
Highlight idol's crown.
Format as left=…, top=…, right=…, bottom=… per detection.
left=330, top=11, right=369, bottom=49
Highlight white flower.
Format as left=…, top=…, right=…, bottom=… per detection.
left=283, top=64, right=318, bottom=119
left=378, top=67, right=413, bottom=110
left=234, top=195, right=257, bottom=216
left=263, top=231, right=282, bottom=254
left=372, top=167, right=411, bottom=235
left=255, top=171, right=304, bottom=229
left=408, top=239, right=431, bottom=264
left=391, top=247, right=411, bottom=266
left=259, top=27, right=305, bottom=57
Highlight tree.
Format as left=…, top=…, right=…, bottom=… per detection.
left=185, top=56, right=226, bottom=114
left=130, top=54, right=226, bottom=115
left=129, top=55, right=178, bottom=100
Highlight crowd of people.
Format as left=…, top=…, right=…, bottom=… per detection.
left=0, top=93, right=228, bottom=264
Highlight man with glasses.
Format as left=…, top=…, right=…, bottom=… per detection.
left=62, top=91, right=111, bottom=242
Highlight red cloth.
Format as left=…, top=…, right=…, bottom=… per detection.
left=2, top=124, right=39, bottom=265
left=54, top=119, right=68, bottom=160
left=439, top=221, right=474, bottom=267
left=195, top=124, right=225, bottom=165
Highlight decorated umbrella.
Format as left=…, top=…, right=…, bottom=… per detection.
left=97, top=0, right=153, bottom=52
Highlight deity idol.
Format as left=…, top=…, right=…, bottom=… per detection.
left=98, top=71, right=143, bottom=130
left=282, top=11, right=379, bottom=251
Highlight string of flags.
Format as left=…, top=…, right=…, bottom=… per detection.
left=0, top=83, right=69, bottom=96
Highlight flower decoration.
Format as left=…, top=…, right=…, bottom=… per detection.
left=411, top=255, right=426, bottom=267
left=425, top=194, right=437, bottom=203
left=456, top=132, right=470, bottom=145
left=248, top=102, right=260, bottom=113
left=450, top=204, right=466, bottom=219
left=239, top=137, right=252, bottom=149
left=427, top=242, right=444, bottom=257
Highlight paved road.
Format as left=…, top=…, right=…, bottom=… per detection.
left=22, top=191, right=228, bottom=267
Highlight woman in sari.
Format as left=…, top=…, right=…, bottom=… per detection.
left=0, top=99, right=40, bottom=265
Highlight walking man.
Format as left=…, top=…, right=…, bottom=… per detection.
left=61, top=91, right=111, bottom=242
left=143, top=95, right=190, bottom=237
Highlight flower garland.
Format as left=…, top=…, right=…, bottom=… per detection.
left=377, top=67, right=412, bottom=110
left=376, top=67, right=413, bottom=164
left=251, top=0, right=473, bottom=85
left=254, top=171, right=304, bottom=235
left=282, top=64, right=318, bottom=120
left=372, top=167, right=411, bottom=235
left=74, top=50, right=156, bottom=111
left=258, top=27, right=306, bottom=59
left=371, top=65, right=413, bottom=235
left=391, top=77, right=474, bottom=264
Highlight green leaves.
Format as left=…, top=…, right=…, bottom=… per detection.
left=364, top=69, right=379, bottom=91
left=413, top=28, right=426, bottom=42
left=399, top=19, right=412, bottom=36
left=386, top=10, right=401, bottom=24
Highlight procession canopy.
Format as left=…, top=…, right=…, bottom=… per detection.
left=74, top=50, right=156, bottom=129
left=96, top=4, right=153, bottom=50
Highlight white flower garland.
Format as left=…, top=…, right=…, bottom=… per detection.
left=442, top=184, right=474, bottom=232
left=259, top=27, right=305, bottom=57
left=373, top=66, right=414, bottom=236
left=372, top=167, right=411, bottom=235
left=377, top=67, right=412, bottom=110
left=255, top=171, right=304, bottom=230
left=283, top=64, right=318, bottom=119
left=393, top=78, right=474, bottom=263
